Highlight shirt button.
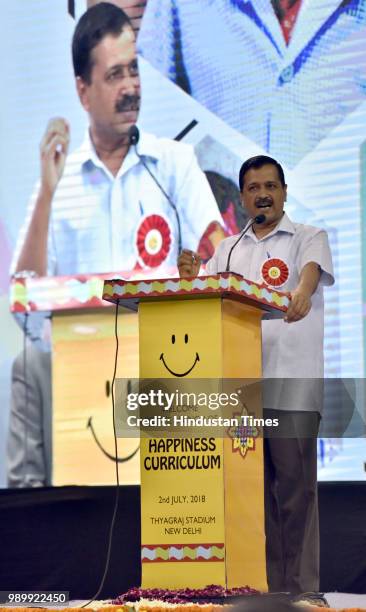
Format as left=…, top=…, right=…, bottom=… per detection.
left=279, top=65, right=295, bottom=84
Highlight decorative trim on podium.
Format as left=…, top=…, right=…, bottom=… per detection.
left=10, top=272, right=290, bottom=313
left=10, top=269, right=176, bottom=313
left=141, top=543, right=225, bottom=563
left=10, top=275, right=108, bottom=313
left=103, top=274, right=289, bottom=312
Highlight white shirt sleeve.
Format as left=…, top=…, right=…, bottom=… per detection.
left=298, top=228, right=334, bottom=287
left=168, top=142, right=223, bottom=251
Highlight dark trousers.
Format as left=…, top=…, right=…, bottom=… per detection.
left=264, top=410, right=320, bottom=594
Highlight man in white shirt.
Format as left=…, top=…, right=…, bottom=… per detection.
left=13, top=3, right=223, bottom=277
left=8, top=2, right=224, bottom=487
left=178, top=155, right=334, bottom=597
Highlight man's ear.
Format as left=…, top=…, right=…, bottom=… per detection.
left=75, top=76, right=90, bottom=112
left=284, top=184, right=288, bottom=202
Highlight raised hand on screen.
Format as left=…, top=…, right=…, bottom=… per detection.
left=40, top=118, right=70, bottom=196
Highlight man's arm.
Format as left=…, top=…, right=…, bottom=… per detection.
left=14, top=118, right=70, bottom=276
left=284, top=261, right=321, bottom=323
left=170, top=141, right=225, bottom=257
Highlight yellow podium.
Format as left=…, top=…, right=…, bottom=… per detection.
left=10, top=272, right=141, bottom=486
left=103, top=274, right=289, bottom=591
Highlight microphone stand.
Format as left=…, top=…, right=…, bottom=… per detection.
left=129, top=125, right=182, bottom=255
left=225, top=214, right=265, bottom=272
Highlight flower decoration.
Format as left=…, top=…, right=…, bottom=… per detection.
left=113, top=584, right=258, bottom=605
left=261, top=258, right=289, bottom=287
left=227, top=409, right=259, bottom=460
left=136, top=214, right=172, bottom=268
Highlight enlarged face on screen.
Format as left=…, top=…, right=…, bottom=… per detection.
left=240, top=164, right=287, bottom=231
left=76, top=26, right=140, bottom=143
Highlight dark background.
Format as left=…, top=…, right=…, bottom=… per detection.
left=1, top=483, right=365, bottom=598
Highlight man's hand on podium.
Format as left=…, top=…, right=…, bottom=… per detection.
left=178, top=249, right=201, bottom=277
left=284, top=288, right=312, bottom=323
left=283, top=262, right=321, bottom=323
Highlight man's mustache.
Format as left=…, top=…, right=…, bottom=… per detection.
left=115, top=95, right=140, bottom=113
left=255, top=197, right=273, bottom=206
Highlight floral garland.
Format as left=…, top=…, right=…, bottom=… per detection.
left=113, top=584, right=258, bottom=605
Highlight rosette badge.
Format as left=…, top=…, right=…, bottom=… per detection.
left=136, top=214, right=172, bottom=268
left=261, top=257, right=289, bottom=287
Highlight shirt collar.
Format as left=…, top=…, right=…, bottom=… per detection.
left=77, top=126, right=162, bottom=170
left=245, top=212, right=295, bottom=241
left=134, top=130, right=162, bottom=161
left=77, top=130, right=100, bottom=168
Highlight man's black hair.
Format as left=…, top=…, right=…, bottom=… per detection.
left=72, top=2, right=133, bottom=84
left=239, top=155, right=286, bottom=190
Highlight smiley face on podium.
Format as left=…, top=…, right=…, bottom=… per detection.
left=139, top=298, right=228, bottom=378
left=159, top=332, right=200, bottom=377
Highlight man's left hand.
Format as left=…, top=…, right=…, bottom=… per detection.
left=284, top=289, right=312, bottom=323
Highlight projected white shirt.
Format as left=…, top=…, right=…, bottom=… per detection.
left=13, top=130, right=222, bottom=276
left=206, top=213, right=334, bottom=410
left=138, top=0, right=366, bottom=168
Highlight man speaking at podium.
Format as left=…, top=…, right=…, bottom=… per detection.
left=178, top=155, right=334, bottom=597
left=12, top=3, right=223, bottom=278
left=8, top=2, right=224, bottom=487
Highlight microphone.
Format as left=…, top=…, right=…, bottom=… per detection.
left=129, top=124, right=139, bottom=145
left=224, top=214, right=265, bottom=272
left=128, top=125, right=182, bottom=255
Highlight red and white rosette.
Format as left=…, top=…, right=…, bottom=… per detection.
left=261, top=257, right=289, bottom=287
left=135, top=214, right=172, bottom=268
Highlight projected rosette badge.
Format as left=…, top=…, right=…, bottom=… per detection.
left=135, top=214, right=172, bottom=268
